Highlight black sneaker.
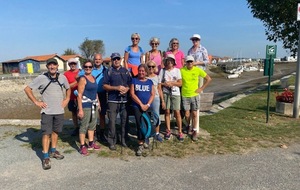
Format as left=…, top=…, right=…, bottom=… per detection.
left=42, top=158, right=51, bottom=170
left=50, top=151, right=64, bottom=160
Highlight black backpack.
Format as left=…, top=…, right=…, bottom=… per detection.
left=40, top=72, right=64, bottom=95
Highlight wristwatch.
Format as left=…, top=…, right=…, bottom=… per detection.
left=147, top=104, right=150, bottom=107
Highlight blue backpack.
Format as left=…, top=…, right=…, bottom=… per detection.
left=140, top=111, right=159, bottom=138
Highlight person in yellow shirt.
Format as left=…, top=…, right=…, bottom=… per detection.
left=180, top=55, right=212, bottom=141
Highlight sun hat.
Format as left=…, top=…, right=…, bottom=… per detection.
left=190, top=34, right=201, bottom=40
left=164, top=54, right=177, bottom=65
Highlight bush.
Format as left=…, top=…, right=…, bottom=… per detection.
left=275, top=88, right=294, bottom=103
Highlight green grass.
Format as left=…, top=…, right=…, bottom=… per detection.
left=11, top=82, right=300, bottom=158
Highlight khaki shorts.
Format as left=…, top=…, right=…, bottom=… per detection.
left=182, top=95, right=200, bottom=111
left=163, top=93, right=181, bottom=110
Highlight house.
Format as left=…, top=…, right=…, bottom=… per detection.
left=25, top=54, right=65, bottom=72
left=1, top=54, right=65, bottom=74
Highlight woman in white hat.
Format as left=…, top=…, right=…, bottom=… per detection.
left=187, top=34, right=210, bottom=72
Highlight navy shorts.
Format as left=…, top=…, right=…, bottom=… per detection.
left=41, top=113, right=64, bottom=135
left=98, top=92, right=107, bottom=115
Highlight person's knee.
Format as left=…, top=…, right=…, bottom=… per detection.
left=174, top=111, right=181, bottom=118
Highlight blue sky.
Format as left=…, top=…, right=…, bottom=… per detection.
left=0, top=0, right=288, bottom=62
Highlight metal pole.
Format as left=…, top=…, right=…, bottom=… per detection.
left=293, top=23, right=300, bottom=118
left=266, top=58, right=271, bottom=123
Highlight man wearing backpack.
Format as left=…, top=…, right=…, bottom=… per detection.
left=78, top=54, right=107, bottom=142
left=24, top=59, right=71, bottom=170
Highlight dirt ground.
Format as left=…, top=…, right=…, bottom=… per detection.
left=0, top=62, right=296, bottom=119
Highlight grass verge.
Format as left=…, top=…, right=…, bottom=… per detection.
left=11, top=83, right=300, bottom=158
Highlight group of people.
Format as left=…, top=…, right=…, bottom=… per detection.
left=24, top=33, right=212, bottom=170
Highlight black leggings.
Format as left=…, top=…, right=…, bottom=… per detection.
left=133, top=106, right=144, bottom=141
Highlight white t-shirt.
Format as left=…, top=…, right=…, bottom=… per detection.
left=158, top=68, right=182, bottom=96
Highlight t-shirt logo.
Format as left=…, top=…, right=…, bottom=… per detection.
left=135, top=84, right=150, bottom=92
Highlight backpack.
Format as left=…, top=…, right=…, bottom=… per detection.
left=40, top=72, right=65, bottom=95
left=140, top=112, right=159, bottom=138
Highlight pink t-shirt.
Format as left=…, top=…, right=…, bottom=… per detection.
left=165, top=50, right=185, bottom=69
left=149, top=51, right=162, bottom=72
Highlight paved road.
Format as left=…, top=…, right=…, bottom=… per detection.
left=1, top=126, right=300, bottom=190
left=205, top=62, right=296, bottom=102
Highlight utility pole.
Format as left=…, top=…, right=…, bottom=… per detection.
left=293, top=1, right=300, bottom=118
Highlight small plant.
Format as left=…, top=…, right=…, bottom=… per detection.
left=275, top=88, right=294, bottom=103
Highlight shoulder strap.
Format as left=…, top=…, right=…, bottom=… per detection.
left=161, top=68, right=166, bottom=83
left=40, top=72, right=64, bottom=95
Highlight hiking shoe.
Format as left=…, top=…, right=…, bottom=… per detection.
left=155, top=134, right=163, bottom=142
left=109, top=145, right=116, bottom=151
left=88, top=142, right=101, bottom=151
left=192, top=130, right=198, bottom=141
left=50, top=150, right=64, bottom=160
left=71, top=128, right=79, bottom=136
left=136, top=145, right=144, bottom=156
left=143, top=138, right=149, bottom=149
left=178, top=133, right=184, bottom=142
left=80, top=145, right=88, bottom=156
left=42, top=158, right=51, bottom=170
left=183, top=125, right=191, bottom=134
left=164, top=130, right=171, bottom=140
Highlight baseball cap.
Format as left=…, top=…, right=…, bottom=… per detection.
left=190, top=34, right=201, bottom=40
left=164, top=54, right=177, bottom=65
left=46, top=58, right=58, bottom=65
left=111, top=52, right=121, bottom=59
left=185, top=55, right=194, bottom=62
left=67, top=58, right=78, bottom=64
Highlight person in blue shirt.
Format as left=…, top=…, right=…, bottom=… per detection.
left=130, top=64, right=155, bottom=156
left=78, top=53, right=107, bottom=142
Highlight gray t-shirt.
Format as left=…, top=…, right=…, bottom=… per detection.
left=29, top=73, right=70, bottom=114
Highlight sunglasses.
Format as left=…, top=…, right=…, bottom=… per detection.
left=151, top=43, right=159, bottom=46
left=131, top=38, right=139, bottom=40
left=186, top=61, right=193, bottom=63
left=148, top=65, right=155, bottom=68
left=112, top=57, right=121, bottom=61
left=69, top=62, right=77, bottom=65
left=192, top=39, right=199, bottom=42
left=84, top=66, right=93, bottom=69
left=172, top=42, right=179, bottom=45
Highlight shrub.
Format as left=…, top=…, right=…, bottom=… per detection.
left=275, top=88, right=294, bottom=103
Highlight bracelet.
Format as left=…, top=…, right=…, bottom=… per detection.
left=147, top=104, right=150, bottom=107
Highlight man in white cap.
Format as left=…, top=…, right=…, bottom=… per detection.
left=64, top=58, right=80, bottom=136
left=181, top=55, right=211, bottom=141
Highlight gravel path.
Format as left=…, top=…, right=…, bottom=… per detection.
left=1, top=125, right=300, bottom=190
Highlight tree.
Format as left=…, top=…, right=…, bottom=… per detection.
left=63, top=48, right=78, bottom=55
left=79, top=38, right=105, bottom=60
left=247, top=0, right=299, bottom=56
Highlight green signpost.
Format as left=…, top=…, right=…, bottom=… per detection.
left=265, top=45, right=277, bottom=123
